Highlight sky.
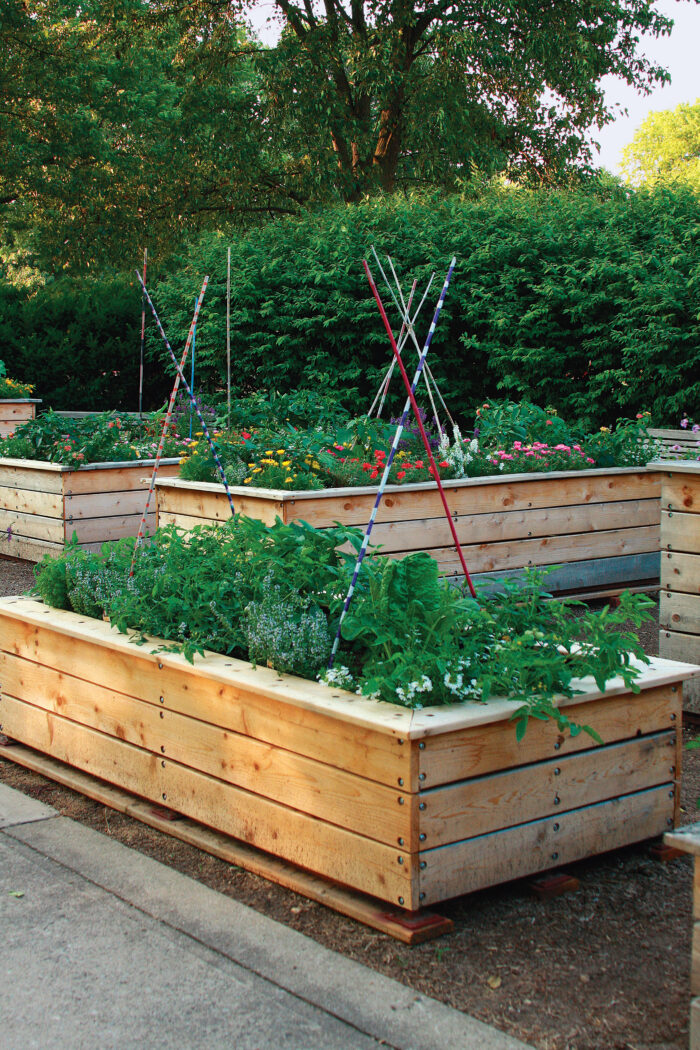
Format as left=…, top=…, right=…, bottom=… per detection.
left=594, top=0, right=700, bottom=173
left=248, top=0, right=700, bottom=176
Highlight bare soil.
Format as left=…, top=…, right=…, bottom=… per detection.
left=1, top=554, right=698, bottom=1050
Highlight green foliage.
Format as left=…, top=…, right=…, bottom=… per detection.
left=150, top=186, right=700, bottom=428
left=33, top=518, right=655, bottom=741
left=0, top=275, right=172, bottom=410
left=622, top=100, right=700, bottom=193
left=0, top=410, right=187, bottom=465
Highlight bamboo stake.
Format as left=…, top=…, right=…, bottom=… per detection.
left=135, top=273, right=237, bottom=520
left=129, top=276, right=208, bottom=577
left=138, top=247, right=147, bottom=422
left=328, top=258, right=473, bottom=669
left=364, top=258, right=476, bottom=597
left=226, top=247, right=231, bottom=429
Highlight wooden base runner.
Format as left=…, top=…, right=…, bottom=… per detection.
left=0, top=742, right=453, bottom=945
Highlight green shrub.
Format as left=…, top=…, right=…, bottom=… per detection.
left=149, top=184, right=700, bottom=428
left=0, top=275, right=172, bottom=411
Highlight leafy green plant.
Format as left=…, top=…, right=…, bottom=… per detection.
left=0, top=410, right=187, bottom=465
left=33, top=517, right=655, bottom=741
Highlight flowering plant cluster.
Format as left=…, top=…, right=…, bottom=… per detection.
left=177, top=398, right=663, bottom=491
left=35, top=516, right=654, bottom=740
left=0, top=360, right=34, bottom=399
left=0, top=410, right=189, bottom=466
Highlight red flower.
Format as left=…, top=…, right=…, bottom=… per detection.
left=397, top=469, right=406, bottom=480
left=415, top=460, right=424, bottom=469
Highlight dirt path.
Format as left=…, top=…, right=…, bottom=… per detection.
left=1, top=555, right=697, bottom=1050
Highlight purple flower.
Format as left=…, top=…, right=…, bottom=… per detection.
left=693, top=424, right=700, bottom=433
left=681, top=418, right=689, bottom=428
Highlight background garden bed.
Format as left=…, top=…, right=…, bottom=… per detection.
left=156, top=466, right=663, bottom=599
left=0, top=399, right=41, bottom=439
left=0, top=457, right=180, bottom=561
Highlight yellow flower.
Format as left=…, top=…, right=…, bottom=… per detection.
left=243, top=477, right=252, bottom=484
left=284, top=477, right=293, bottom=483
left=196, top=431, right=203, bottom=436
left=276, top=449, right=285, bottom=455
left=253, top=467, right=262, bottom=473
left=260, top=458, right=277, bottom=466
left=248, top=462, right=256, bottom=468
left=265, top=449, right=274, bottom=455
left=312, top=460, right=321, bottom=470
left=600, top=426, right=610, bottom=433
left=282, top=460, right=292, bottom=466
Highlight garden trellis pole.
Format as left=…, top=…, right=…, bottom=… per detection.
left=328, top=258, right=473, bottom=669
left=366, top=278, right=418, bottom=419
left=226, top=247, right=231, bottom=429
left=373, top=247, right=455, bottom=434
left=129, top=276, right=208, bottom=577
left=364, top=257, right=476, bottom=597
left=385, top=254, right=456, bottom=432
left=135, top=272, right=237, bottom=519
left=189, top=296, right=196, bottom=440
left=138, top=247, right=147, bottom=422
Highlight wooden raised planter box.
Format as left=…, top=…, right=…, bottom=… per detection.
left=0, top=399, right=41, bottom=439
left=0, top=596, right=691, bottom=914
left=156, top=467, right=662, bottom=598
left=0, top=457, right=180, bottom=562
left=663, top=822, right=700, bottom=1049
left=658, top=461, right=700, bottom=710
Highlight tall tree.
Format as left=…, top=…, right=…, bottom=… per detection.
left=621, top=98, right=700, bottom=191
left=246, top=0, right=680, bottom=198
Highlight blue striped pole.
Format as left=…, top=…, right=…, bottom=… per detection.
left=129, top=276, right=208, bottom=577
left=135, top=271, right=236, bottom=520
left=328, top=257, right=461, bottom=669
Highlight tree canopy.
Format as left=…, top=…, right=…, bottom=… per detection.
left=0, top=0, right=688, bottom=273
left=621, top=98, right=700, bottom=191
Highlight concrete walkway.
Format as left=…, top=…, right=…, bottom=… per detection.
left=0, top=783, right=533, bottom=1050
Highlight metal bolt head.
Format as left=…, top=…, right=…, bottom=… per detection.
left=397, top=856, right=404, bottom=865
left=398, top=796, right=405, bottom=805
left=398, top=896, right=404, bottom=905
left=398, top=778, right=404, bottom=786
left=419, top=833, right=426, bottom=842
left=162, top=793, right=167, bottom=801
left=159, top=696, right=165, bottom=704
left=418, top=741, right=425, bottom=750
left=554, top=741, right=561, bottom=751
left=419, top=893, right=425, bottom=902
left=419, top=773, right=426, bottom=781
left=398, top=837, right=404, bottom=846
left=554, top=767, right=561, bottom=776
left=161, top=760, right=166, bottom=768
left=553, top=822, right=560, bottom=832
left=398, top=738, right=404, bottom=745
left=552, top=851, right=559, bottom=861
left=420, top=861, right=426, bottom=870
left=419, top=802, right=426, bottom=811
left=554, top=795, right=560, bottom=806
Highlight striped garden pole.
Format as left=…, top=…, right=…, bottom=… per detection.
left=138, top=247, right=147, bottom=423
left=328, top=258, right=473, bottom=669
left=136, top=272, right=237, bottom=519
left=365, top=258, right=477, bottom=598
left=129, top=276, right=208, bottom=577
left=367, top=278, right=417, bottom=418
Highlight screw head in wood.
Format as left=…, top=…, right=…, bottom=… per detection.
left=554, top=741, right=561, bottom=750
left=398, top=797, right=405, bottom=805
left=162, top=793, right=167, bottom=801
left=398, top=856, right=404, bottom=865
left=398, top=778, right=404, bottom=786
left=552, top=851, right=559, bottom=861
left=398, top=896, right=404, bottom=905
left=419, top=802, right=426, bottom=810
left=418, top=741, right=425, bottom=750
left=419, top=893, right=425, bottom=902
left=420, top=861, right=426, bottom=870
left=419, top=833, right=426, bottom=841
left=398, top=837, right=404, bottom=846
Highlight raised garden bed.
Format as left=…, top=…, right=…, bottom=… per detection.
left=658, top=460, right=700, bottom=709
left=0, top=595, right=690, bottom=916
left=0, top=399, right=41, bottom=439
left=664, top=822, right=700, bottom=1048
left=156, top=466, right=662, bottom=598
left=0, top=457, right=180, bottom=562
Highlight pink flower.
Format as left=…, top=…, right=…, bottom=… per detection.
left=545, top=420, right=553, bottom=426
left=681, top=418, right=689, bottom=429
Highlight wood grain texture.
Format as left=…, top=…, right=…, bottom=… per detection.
left=0, top=696, right=417, bottom=905
left=418, top=786, right=674, bottom=906
left=661, top=510, right=700, bottom=555
left=659, top=590, right=700, bottom=634
left=421, top=732, right=676, bottom=845
left=0, top=653, right=413, bottom=846
left=661, top=551, right=700, bottom=595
